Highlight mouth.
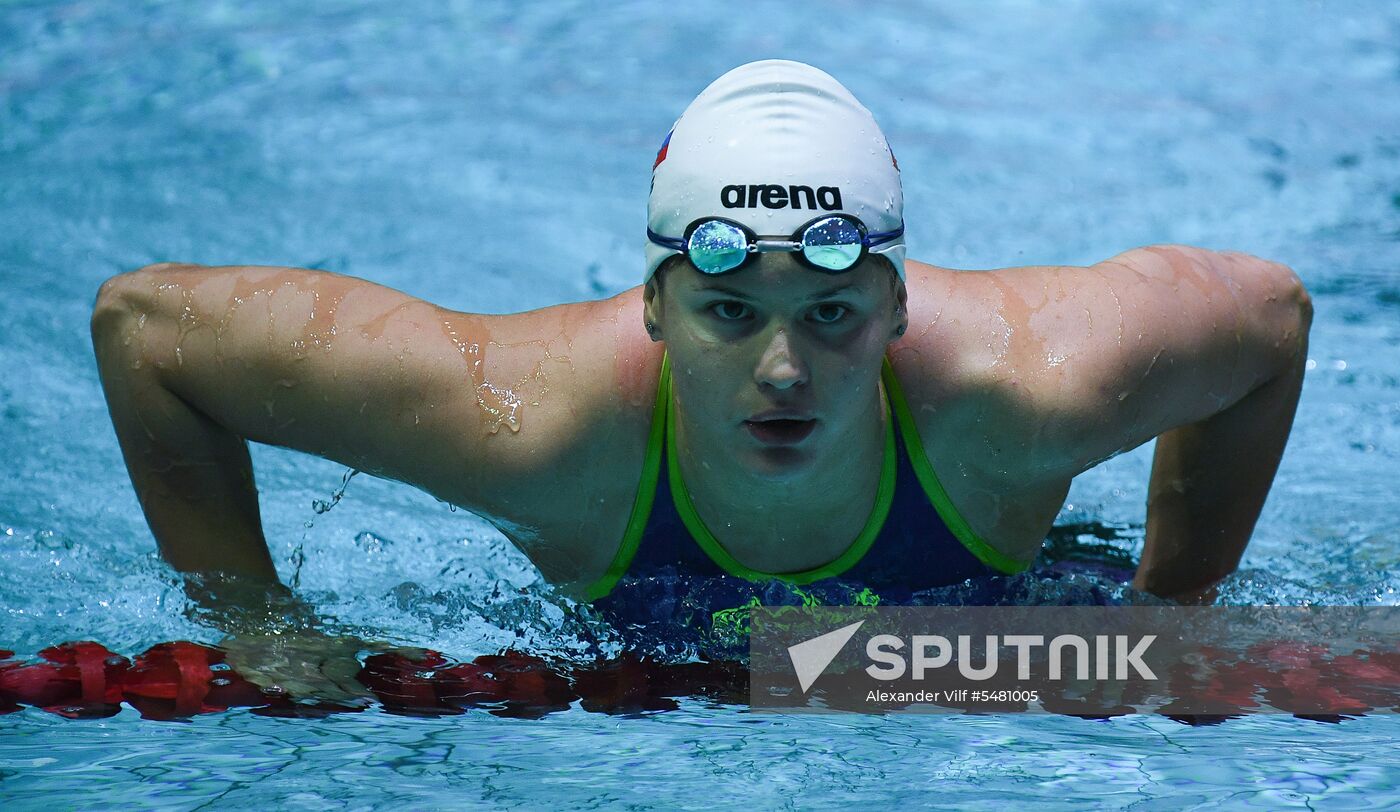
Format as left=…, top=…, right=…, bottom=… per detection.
left=742, top=417, right=818, bottom=446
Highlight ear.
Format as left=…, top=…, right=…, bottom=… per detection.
left=643, top=277, right=663, bottom=341
left=891, top=278, right=909, bottom=338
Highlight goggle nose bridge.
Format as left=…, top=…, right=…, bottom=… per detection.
left=752, top=238, right=804, bottom=253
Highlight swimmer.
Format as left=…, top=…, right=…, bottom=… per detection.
left=91, top=59, right=1312, bottom=611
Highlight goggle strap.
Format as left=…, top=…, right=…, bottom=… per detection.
left=646, top=227, right=687, bottom=252
left=866, top=224, right=904, bottom=247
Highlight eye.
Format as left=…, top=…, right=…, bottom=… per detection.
left=810, top=303, right=850, bottom=324
left=708, top=301, right=751, bottom=321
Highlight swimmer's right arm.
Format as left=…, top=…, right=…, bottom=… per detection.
left=90, top=263, right=614, bottom=581
left=92, top=264, right=281, bottom=578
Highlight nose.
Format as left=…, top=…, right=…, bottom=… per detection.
left=753, top=327, right=809, bottom=391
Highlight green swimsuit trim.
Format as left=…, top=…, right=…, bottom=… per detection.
left=582, top=353, right=669, bottom=602
left=582, top=352, right=1026, bottom=601
left=880, top=357, right=1030, bottom=575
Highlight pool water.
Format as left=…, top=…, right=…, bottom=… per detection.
left=2, top=0, right=1399, bottom=808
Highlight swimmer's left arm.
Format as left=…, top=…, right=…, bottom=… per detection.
left=1135, top=345, right=1309, bottom=603
left=1121, top=248, right=1313, bottom=601
left=986, top=245, right=1313, bottom=601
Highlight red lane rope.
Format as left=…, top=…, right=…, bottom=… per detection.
left=1, top=641, right=1397, bottom=722
left=0, top=642, right=748, bottom=720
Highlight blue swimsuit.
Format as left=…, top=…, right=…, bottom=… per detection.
left=585, top=353, right=1031, bottom=629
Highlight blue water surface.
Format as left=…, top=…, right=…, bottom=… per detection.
left=2, top=0, right=1399, bottom=808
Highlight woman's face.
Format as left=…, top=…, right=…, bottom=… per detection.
left=643, top=252, right=907, bottom=479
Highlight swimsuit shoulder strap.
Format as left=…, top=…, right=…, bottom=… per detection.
left=880, top=356, right=1029, bottom=574
left=582, top=352, right=670, bottom=601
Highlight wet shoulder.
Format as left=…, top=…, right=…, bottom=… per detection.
left=468, top=287, right=664, bottom=586
left=889, top=257, right=1085, bottom=472
left=886, top=260, right=1070, bottom=562
left=885, top=260, right=999, bottom=442
left=459, top=286, right=662, bottom=461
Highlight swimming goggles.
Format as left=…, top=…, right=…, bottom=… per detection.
left=647, top=214, right=904, bottom=275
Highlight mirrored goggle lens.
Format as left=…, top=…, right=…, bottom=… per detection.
left=801, top=217, right=864, bottom=271
left=687, top=220, right=749, bottom=274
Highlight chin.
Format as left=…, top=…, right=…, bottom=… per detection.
left=735, top=445, right=815, bottom=482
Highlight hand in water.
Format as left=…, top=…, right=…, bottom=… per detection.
left=218, top=628, right=418, bottom=706
left=180, top=572, right=428, bottom=705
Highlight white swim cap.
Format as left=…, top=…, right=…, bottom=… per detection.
left=645, top=59, right=905, bottom=283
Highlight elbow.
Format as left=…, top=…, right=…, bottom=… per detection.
left=1281, top=264, right=1313, bottom=356
left=91, top=274, right=139, bottom=387
left=1255, top=259, right=1312, bottom=364
left=91, top=263, right=197, bottom=337
left=91, top=264, right=178, bottom=353
left=1295, top=277, right=1314, bottom=334
left=1268, top=258, right=1313, bottom=326
left=91, top=272, right=139, bottom=347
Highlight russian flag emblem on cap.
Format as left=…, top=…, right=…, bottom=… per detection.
left=653, top=129, right=673, bottom=170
